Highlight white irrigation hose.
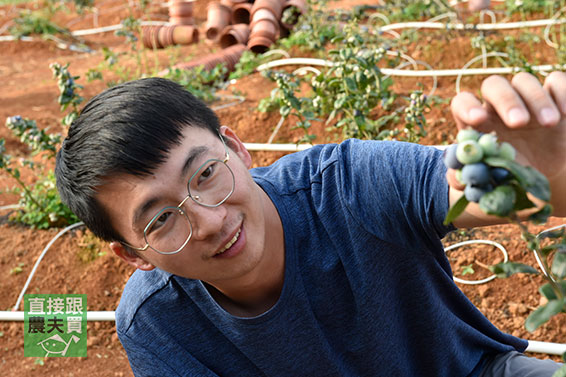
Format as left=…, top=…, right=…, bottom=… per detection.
left=535, top=224, right=566, bottom=283
left=256, top=58, right=564, bottom=78
left=0, top=204, right=21, bottom=211
left=379, top=18, right=566, bottom=33
left=444, top=239, right=509, bottom=285
left=456, top=52, right=509, bottom=93
left=544, top=6, right=566, bottom=49
left=267, top=116, right=286, bottom=144
left=385, top=59, right=439, bottom=97
left=526, top=340, right=566, bottom=356
left=0, top=311, right=115, bottom=321
left=13, top=222, right=85, bottom=312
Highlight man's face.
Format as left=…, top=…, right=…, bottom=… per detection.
left=97, top=126, right=281, bottom=287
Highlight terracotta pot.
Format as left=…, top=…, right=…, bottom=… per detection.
left=468, top=0, right=490, bottom=11
left=168, top=43, right=248, bottom=74
left=219, top=23, right=250, bottom=48
left=247, top=35, right=274, bottom=53
left=169, top=0, right=194, bottom=17
left=249, top=8, right=279, bottom=38
left=232, top=2, right=252, bottom=24
left=169, top=15, right=195, bottom=25
left=250, top=16, right=278, bottom=41
left=206, top=2, right=232, bottom=40
left=158, top=25, right=176, bottom=47
left=250, top=0, right=284, bottom=19
left=142, top=25, right=164, bottom=49
left=280, top=0, right=306, bottom=30
left=220, top=0, right=235, bottom=6
left=172, top=25, right=199, bottom=45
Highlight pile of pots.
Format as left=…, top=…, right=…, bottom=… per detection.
left=207, top=0, right=307, bottom=53
left=142, top=0, right=198, bottom=49
left=151, top=0, right=307, bottom=77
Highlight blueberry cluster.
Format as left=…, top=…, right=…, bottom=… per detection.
left=443, top=129, right=516, bottom=202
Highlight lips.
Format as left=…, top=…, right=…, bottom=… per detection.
left=215, top=227, right=241, bottom=256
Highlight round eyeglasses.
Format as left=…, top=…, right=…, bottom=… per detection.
left=123, top=135, right=235, bottom=255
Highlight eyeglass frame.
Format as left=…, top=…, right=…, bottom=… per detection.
left=121, top=132, right=235, bottom=255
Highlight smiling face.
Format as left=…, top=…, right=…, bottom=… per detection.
left=97, top=126, right=284, bottom=291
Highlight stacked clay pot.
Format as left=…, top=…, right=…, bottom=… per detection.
left=169, top=0, right=195, bottom=25
left=248, top=0, right=283, bottom=53
left=142, top=25, right=199, bottom=49
left=206, top=2, right=233, bottom=41
left=169, top=43, right=248, bottom=73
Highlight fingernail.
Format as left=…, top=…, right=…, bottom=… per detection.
left=468, top=108, right=484, bottom=121
left=540, top=107, right=559, bottom=126
left=507, top=108, right=528, bottom=125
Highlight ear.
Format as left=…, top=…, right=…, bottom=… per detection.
left=109, top=242, right=155, bottom=271
left=220, top=126, right=252, bottom=169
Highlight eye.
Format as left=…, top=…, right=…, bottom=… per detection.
left=146, top=210, right=172, bottom=234
left=198, top=162, right=217, bottom=183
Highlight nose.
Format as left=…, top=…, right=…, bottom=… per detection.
left=184, top=200, right=228, bottom=241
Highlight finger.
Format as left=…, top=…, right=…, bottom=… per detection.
left=450, top=92, right=488, bottom=130
left=511, top=72, right=560, bottom=127
left=446, top=169, right=465, bottom=191
left=543, top=71, right=566, bottom=116
left=480, top=75, right=530, bottom=129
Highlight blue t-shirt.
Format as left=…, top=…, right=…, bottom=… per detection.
left=116, top=139, right=526, bottom=376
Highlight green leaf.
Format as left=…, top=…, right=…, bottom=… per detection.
left=489, top=262, right=539, bottom=278
left=552, top=251, right=566, bottom=279
left=510, top=183, right=535, bottom=211
left=541, top=244, right=566, bottom=258
left=479, top=185, right=516, bottom=217
left=538, top=227, right=565, bottom=240
left=280, top=106, right=291, bottom=118
left=483, top=157, right=550, bottom=202
left=344, top=77, right=357, bottom=92
left=529, top=204, right=553, bottom=225
left=525, top=299, right=565, bottom=332
left=443, top=194, right=469, bottom=225
left=539, top=281, right=566, bottom=301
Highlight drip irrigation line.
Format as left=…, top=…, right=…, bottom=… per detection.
left=257, top=58, right=565, bottom=78
left=0, top=204, right=21, bottom=211
left=444, top=239, right=509, bottom=285
left=13, top=222, right=85, bottom=312
left=378, top=18, right=566, bottom=33
left=455, top=51, right=509, bottom=93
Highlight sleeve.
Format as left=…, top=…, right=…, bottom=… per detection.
left=336, top=140, right=454, bottom=249
left=118, top=330, right=220, bottom=377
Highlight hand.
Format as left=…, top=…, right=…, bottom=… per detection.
left=449, top=72, right=566, bottom=216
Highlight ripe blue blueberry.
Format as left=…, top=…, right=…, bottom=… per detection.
left=478, top=133, right=499, bottom=157
left=464, top=184, right=493, bottom=203
left=491, top=167, right=511, bottom=184
left=456, top=140, right=484, bottom=164
left=443, top=144, right=464, bottom=169
left=457, top=128, right=481, bottom=143
left=461, top=163, right=491, bottom=185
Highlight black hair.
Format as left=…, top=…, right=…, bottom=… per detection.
left=55, top=77, right=221, bottom=246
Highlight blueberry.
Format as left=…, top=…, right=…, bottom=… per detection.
left=498, top=142, right=516, bottom=161
left=461, top=163, right=491, bottom=185
left=478, top=133, right=499, bottom=157
left=456, top=140, right=484, bottom=164
left=491, top=167, right=511, bottom=184
left=457, top=128, right=480, bottom=143
left=443, top=144, right=464, bottom=169
left=464, top=183, right=493, bottom=203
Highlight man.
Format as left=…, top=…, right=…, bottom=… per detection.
left=55, top=72, right=565, bottom=376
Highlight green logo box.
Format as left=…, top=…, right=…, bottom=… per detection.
left=24, top=294, right=87, bottom=357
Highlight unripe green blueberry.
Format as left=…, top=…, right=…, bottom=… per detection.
left=498, top=142, right=516, bottom=160
left=478, top=133, right=499, bottom=157
left=456, top=140, right=484, bottom=164
left=457, top=128, right=481, bottom=143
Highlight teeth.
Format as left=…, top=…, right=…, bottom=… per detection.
left=217, top=228, right=241, bottom=255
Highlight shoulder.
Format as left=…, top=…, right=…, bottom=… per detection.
left=115, top=268, right=173, bottom=334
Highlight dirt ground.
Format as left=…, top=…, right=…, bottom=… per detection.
left=0, top=0, right=565, bottom=376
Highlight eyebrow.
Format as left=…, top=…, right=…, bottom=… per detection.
left=131, top=145, right=210, bottom=231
